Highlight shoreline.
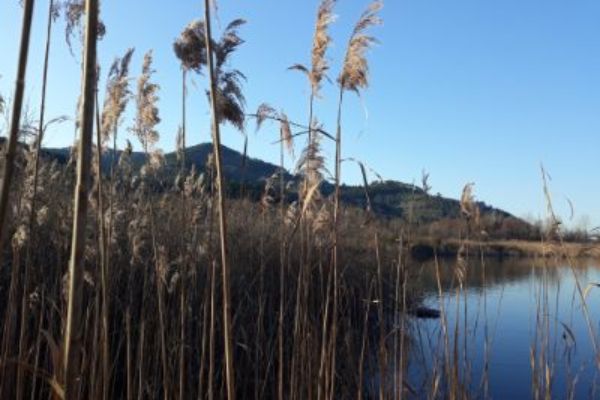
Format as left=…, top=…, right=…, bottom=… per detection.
left=410, top=238, right=600, bottom=260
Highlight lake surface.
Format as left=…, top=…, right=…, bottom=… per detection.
left=404, top=257, right=600, bottom=399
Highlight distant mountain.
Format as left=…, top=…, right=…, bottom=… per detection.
left=5, top=141, right=516, bottom=225
left=44, top=142, right=287, bottom=182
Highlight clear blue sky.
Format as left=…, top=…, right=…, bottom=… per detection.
left=1, top=0, right=599, bottom=228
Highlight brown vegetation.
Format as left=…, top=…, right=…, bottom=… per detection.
left=0, top=1, right=598, bottom=399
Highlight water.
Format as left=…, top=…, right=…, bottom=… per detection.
left=404, top=257, right=600, bottom=399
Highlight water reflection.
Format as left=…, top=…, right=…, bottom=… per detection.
left=404, top=257, right=600, bottom=399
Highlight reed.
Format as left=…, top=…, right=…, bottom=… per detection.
left=0, top=2, right=598, bottom=399
left=64, top=0, right=98, bottom=396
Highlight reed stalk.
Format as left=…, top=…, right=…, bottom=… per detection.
left=64, top=0, right=98, bottom=396
left=202, top=1, right=236, bottom=397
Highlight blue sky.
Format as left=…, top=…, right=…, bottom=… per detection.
left=1, top=0, right=599, bottom=228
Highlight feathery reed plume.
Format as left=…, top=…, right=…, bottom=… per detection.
left=460, top=182, right=476, bottom=221
left=63, top=0, right=106, bottom=53
left=173, top=21, right=204, bottom=173
left=175, top=18, right=247, bottom=132
left=0, top=0, right=35, bottom=273
left=280, top=112, right=294, bottom=158
left=64, top=0, right=98, bottom=396
left=101, top=48, right=134, bottom=144
left=310, top=0, right=336, bottom=96
left=213, top=20, right=247, bottom=131
left=132, top=51, right=161, bottom=153
left=173, top=20, right=208, bottom=73
left=338, top=1, right=383, bottom=92
left=290, top=0, right=336, bottom=158
left=288, top=0, right=336, bottom=164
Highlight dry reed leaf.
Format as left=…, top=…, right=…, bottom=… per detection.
left=255, top=103, right=276, bottom=132
left=583, top=282, right=600, bottom=301
left=133, top=50, right=161, bottom=152
left=40, top=329, right=63, bottom=385
left=560, top=322, right=576, bottom=347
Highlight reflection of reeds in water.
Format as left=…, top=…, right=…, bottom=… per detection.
left=401, top=180, right=600, bottom=399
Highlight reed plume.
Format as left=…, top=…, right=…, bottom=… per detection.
left=460, top=182, right=476, bottom=221
left=289, top=0, right=336, bottom=151
left=213, top=19, right=247, bottom=131
left=175, top=18, right=247, bottom=131
left=309, top=0, right=337, bottom=96
left=63, top=0, right=106, bottom=53
left=174, top=20, right=208, bottom=73
left=338, top=1, right=383, bottom=92
left=101, top=48, right=134, bottom=144
left=132, top=51, right=161, bottom=153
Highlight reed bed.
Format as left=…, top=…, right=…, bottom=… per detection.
left=0, top=1, right=599, bottom=399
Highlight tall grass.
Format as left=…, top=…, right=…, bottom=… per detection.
left=0, top=1, right=599, bottom=399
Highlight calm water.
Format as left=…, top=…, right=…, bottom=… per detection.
left=404, top=258, right=600, bottom=399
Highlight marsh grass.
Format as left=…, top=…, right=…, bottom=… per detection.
left=0, top=1, right=599, bottom=399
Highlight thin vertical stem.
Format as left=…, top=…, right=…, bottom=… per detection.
left=202, top=2, right=235, bottom=398
left=94, top=73, right=110, bottom=400
left=17, top=1, right=54, bottom=396
left=278, top=140, right=285, bottom=400
left=181, top=68, right=187, bottom=171
left=329, top=86, right=344, bottom=400
left=64, top=0, right=98, bottom=396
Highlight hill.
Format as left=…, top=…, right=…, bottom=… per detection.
left=35, top=142, right=518, bottom=226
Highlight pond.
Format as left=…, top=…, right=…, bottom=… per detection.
left=402, top=257, right=600, bottom=399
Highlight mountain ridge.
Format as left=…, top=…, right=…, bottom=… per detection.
left=3, top=139, right=521, bottom=228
